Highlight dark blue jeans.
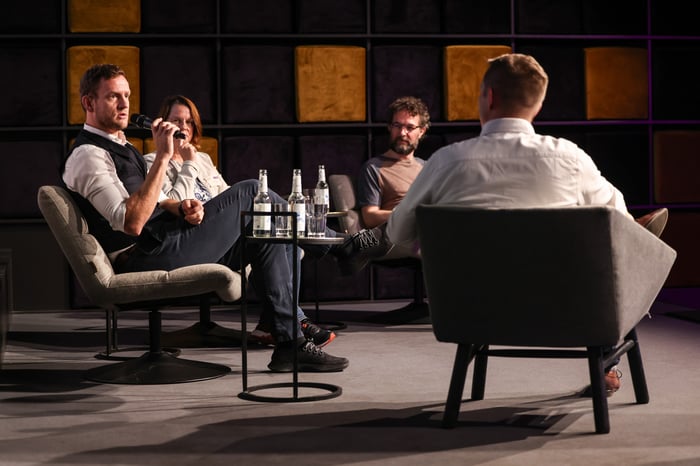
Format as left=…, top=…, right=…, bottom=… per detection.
left=118, top=179, right=304, bottom=342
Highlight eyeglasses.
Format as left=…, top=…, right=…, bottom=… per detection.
left=389, top=122, right=422, bottom=133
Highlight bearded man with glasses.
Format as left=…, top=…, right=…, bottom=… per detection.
left=333, top=96, right=430, bottom=272
left=358, top=96, right=430, bottom=232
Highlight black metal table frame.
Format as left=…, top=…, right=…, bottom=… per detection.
left=238, top=210, right=342, bottom=402
left=307, top=211, right=348, bottom=331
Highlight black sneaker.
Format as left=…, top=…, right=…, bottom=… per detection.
left=268, top=340, right=349, bottom=372
left=301, top=319, right=336, bottom=347
left=332, top=225, right=394, bottom=275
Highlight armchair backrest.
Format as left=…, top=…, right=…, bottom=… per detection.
left=416, top=205, right=677, bottom=347
left=38, top=185, right=117, bottom=306
left=37, top=185, right=243, bottom=308
left=328, top=174, right=363, bottom=235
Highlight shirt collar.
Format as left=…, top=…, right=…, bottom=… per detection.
left=83, top=124, right=127, bottom=146
left=480, top=118, right=536, bottom=136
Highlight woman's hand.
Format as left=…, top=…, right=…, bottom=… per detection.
left=180, top=142, right=197, bottom=162
left=180, top=198, right=204, bottom=225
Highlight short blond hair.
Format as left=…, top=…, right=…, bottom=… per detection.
left=483, top=53, right=548, bottom=110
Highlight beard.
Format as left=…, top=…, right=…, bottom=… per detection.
left=98, top=112, right=128, bottom=132
left=390, top=137, right=418, bottom=156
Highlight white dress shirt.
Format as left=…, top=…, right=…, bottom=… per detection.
left=63, top=124, right=167, bottom=233
left=387, top=117, right=630, bottom=247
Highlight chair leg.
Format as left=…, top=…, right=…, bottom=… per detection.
left=443, top=343, right=478, bottom=429
left=587, top=346, right=611, bottom=434
left=625, top=328, right=650, bottom=404
left=106, top=309, right=117, bottom=355
left=471, top=345, right=488, bottom=400
left=96, top=308, right=180, bottom=362
left=95, top=309, right=125, bottom=360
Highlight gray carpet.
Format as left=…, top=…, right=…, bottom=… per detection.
left=1, top=299, right=699, bottom=466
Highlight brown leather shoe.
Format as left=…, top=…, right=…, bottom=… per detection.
left=636, top=208, right=668, bottom=238
left=605, top=366, right=622, bottom=397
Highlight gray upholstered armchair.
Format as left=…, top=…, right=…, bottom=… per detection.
left=416, top=204, right=677, bottom=434
left=37, top=185, right=244, bottom=384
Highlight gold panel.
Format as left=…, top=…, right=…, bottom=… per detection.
left=444, top=45, right=512, bottom=121
left=68, top=0, right=141, bottom=33
left=66, top=46, right=140, bottom=125
left=295, top=46, right=366, bottom=122
left=585, top=47, right=648, bottom=119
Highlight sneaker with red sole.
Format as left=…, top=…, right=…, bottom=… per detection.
left=301, top=319, right=336, bottom=347
left=250, top=319, right=336, bottom=347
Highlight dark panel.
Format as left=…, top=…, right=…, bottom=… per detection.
left=582, top=0, right=647, bottom=34
left=373, top=266, right=419, bottom=300
left=297, top=0, right=366, bottom=33
left=141, top=46, right=216, bottom=123
left=372, top=0, right=441, bottom=33
left=516, top=0, right=583, bottom=34
left=2, top=1, right=61, bottom=33
left=301, top=255, right=370, bottom=302
left=222, top=0, right=294, bottom=33
left=371, top=46, right=443, bottom=124
left=653, top=131, right=700, bottom=204
left=0, top=224, right=69, bottom=310
left=141, top=0, right=217, bottom=32
left=651, top=0, right=700, bottom=35
left=221, top=136, right=295, bottom=195
left=662, top=212, right=700, bottom=287
left=652, top=45, right=700, bottom=120
left=0, top=139, right=63, bottom=218
left=584, top=129, right=650, bottom=206
left=0, top=46, right=61, bottom=126
left=444, top=0, right=511, bottom=33
left=297, top=135, right=368, bottom=189
left=222, top=46, right=295, bottom=123
left=517, top=45, right=585, bottom=121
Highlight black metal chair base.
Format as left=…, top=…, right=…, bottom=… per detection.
left=364, top=301, right=431, bottom=325
left=161, top=321, right=245, bottom=348
left=85, top=350, right=231, bottom=385
left=318, top=321, right=347, bottom=331
left=238, top=381, right=342, bottom=402
left=306, top=314, right=347, bottom=332
left=95, top=346, right=181, bottom=361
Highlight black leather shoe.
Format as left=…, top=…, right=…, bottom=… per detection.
left=331, top=225, right=394, bottom=275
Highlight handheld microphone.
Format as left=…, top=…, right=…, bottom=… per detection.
left=130, top=114, right=186, bottom=139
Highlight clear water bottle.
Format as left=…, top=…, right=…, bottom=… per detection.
left=315, top=164, right=329, bottom=215
left=288, top=168, right=306, bottom=237
left=253, top=169, right=271, bottom=237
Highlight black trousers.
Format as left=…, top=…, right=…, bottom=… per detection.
left=117, top=179, right=305, bottom=342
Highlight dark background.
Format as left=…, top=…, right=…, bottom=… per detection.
left=1, top=0, right=699, bottom=310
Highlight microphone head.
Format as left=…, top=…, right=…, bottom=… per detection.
left=130, top=114, right=185, bottom=139
left=130, top=114, right=152, bottom=128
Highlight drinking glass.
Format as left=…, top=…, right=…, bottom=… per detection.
left=273, top=203, right=291, bottom=238
left=304, top=189, right=327, bottom=238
